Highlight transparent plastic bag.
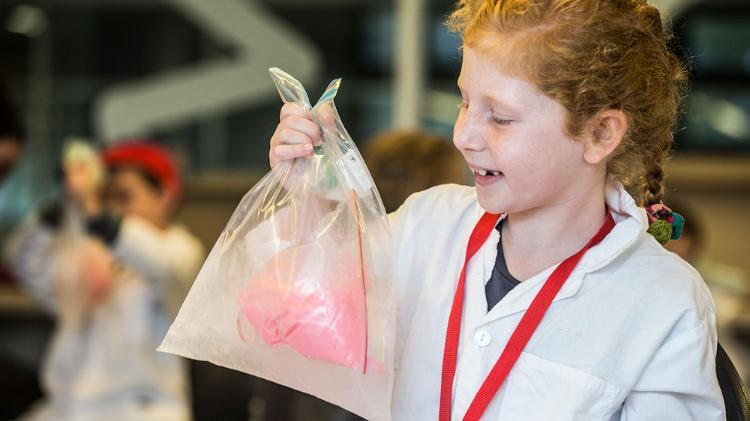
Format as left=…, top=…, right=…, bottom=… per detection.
left=160, top=68, right=394, bottom=420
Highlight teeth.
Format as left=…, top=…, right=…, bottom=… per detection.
left=475, top=169, right=500, bottom=177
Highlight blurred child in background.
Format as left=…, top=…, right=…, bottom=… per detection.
left=0, top=81, right=22, bottom=186
left=6, top=140, right=204, bottom=421
left=362, top=130, right=469, bottom=213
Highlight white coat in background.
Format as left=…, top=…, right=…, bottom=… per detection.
left=7, top=215, right=204, bottom=421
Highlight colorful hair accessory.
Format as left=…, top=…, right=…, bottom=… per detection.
left=645, top=203, right=685, bottom=245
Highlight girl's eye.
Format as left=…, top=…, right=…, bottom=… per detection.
left=492, top=116, right=513, bottom=126
left=458, top=100, right=468, bottom=110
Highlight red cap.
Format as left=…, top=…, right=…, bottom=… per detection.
left=102, top=140, right=182, bottom=199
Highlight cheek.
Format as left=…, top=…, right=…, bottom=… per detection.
left=143, top=194, right=161, bottom=214
left=527, top=142, right=585, bottom=198
left=452, top=112, right=467, bottom=149
left=485, top=128, right=579, bottom=190
left=483, top=129, right=527, bottom=169
left=144, top=192, right=167, bottom=215
left=123, top=191, right=147, bottom=215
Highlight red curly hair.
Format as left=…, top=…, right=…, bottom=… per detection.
left=447, top=0, right=687, bottom=206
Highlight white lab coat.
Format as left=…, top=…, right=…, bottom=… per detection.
left=389, top=181, right=725, bottom=420
left=7, top=214, right=204, bottom=421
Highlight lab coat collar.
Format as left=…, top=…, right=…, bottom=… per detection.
left=470, top=178, right=647, bottom=327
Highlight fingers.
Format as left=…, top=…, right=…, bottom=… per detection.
left=269, top=103, right=323, bottom=169
left=269, top=125, right=316, bottom=169
left=270, top=143, right=313, bottom=168
left=272, top=125, right=316, bottom=147
left=281, top=116, right=322, bottom=146
left=278, top=103, right=322, bottom=146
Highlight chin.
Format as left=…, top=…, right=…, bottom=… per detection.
left=476, top=192, right=508, bottom=215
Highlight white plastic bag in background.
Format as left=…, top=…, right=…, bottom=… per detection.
left=159, top=68, right=395, bottom=420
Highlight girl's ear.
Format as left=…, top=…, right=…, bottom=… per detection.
left=582, top=109, right=628, bottom=165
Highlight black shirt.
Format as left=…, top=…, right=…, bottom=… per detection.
left=485, top=219, right=521, bottom=312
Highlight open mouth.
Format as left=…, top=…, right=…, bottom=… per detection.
left=470, top=166, right=503, bottom=186
left=473, top=168, right=502, bottom=177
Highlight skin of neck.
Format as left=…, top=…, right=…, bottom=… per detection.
left=501, top=170, right=609, bottom=282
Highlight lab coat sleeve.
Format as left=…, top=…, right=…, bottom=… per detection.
left=4, top=217, right=59, bottom=314
left=621, top=314, right=726, bottom=421
left=112, top=216, right=205, bottom=316
left=387, top=194, right=423, bottom=363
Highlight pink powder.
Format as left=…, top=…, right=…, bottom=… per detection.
left=238, top=244, right=367, bottom=371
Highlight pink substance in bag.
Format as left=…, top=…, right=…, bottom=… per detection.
left=238, top=242, right=368, bottom=372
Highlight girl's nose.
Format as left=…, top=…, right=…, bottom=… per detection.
left=453, top=113, right=484, bottom=152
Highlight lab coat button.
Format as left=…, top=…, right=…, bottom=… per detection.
left=474, top=330, right=491, bottom=347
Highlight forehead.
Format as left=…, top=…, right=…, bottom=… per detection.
left=110, top=167, right=152, bottom=189
left=457, top=46, right=552, bottom=112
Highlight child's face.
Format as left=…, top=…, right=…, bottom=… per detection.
left=453, top=46, right=592, bottom=214
left=106, top=168, right=170, bottom=227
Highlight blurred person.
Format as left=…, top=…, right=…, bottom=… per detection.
left=5, top=140, right=204, bottom=421
left=666, top=201, right=750, bottom=382
left=362, top=130, right=469, bottom=213
left=0, top=112, right=22, bottom=185
left=0, top=78, right=24, bottom=283
left=0, top=73, right=36, bottom=421
left=0, top=80, right=22, bottom=185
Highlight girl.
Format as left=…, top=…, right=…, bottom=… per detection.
left=9, top=142, right=204, bottom=421
left=269, top=0, right=724, bottom=419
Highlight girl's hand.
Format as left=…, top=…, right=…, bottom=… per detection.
left=269, top=103, right=322, bottom=169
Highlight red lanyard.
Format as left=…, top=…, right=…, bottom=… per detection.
left=439, top=210, right=616, bottom=421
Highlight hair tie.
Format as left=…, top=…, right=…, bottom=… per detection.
left=645, top=203, right=685, bottom=245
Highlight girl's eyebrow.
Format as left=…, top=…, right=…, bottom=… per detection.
left=483, top=93, right=521, bottom=114
left=457, top=76, right=521, bottom=114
